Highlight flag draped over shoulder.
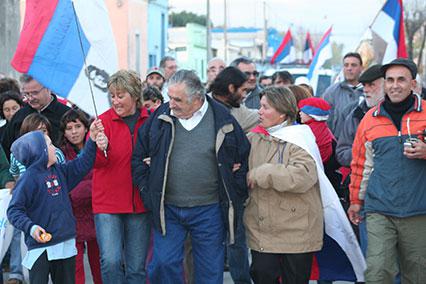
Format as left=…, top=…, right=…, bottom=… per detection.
left=11, top=0, right=118, bottom=116
left=270, top=29, right=296, bottom=64
left=307, top=27, right=332, bottom=95
left=267, top=124, right=366, bottom=282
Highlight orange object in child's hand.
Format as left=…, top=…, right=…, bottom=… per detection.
left=40, top=233, right=52, bottom=242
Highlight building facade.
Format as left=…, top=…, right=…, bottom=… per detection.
left=169, top=23, right=207, bottom=82
left=147, top=0, right=168, bottom=69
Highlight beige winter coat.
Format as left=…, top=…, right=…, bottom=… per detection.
left=244, top=131, right=324, bottom=254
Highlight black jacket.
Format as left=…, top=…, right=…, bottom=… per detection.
left=1, top=94, right=70, bottom=159
left=131, top=96, right=250, bottom=243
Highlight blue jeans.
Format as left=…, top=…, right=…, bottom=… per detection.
left=227, top=213, right=251, bottom=284
left=148, top=203, right=225, bottom=284
left=9, top=228, right=23, bottom=281
left=95, top=213, right=151, bottom=284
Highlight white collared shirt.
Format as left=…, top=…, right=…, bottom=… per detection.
left=172, top=98, right=208, bottom=131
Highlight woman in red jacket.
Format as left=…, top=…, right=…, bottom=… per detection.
left=60, top=109, right=102, bottom=284
left=92, top=70, right=151, bottom=284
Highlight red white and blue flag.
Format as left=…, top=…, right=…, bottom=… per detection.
left=307, top=27, right=333, bottom=95
left=253, top=123, right=366, bottom=282
left=303, top=32, right=314, bottom=64
left=370, top=0, right=407, bottom=63
left=270, top=29, right=296, bottom=64
left=11, top=0, right=118, bottom=116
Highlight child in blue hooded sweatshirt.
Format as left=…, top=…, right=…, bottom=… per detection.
left=6, top=119, right=106, bottom=284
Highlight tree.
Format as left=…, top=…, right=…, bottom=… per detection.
left=404, top=0, right=426, bottom=72
left=169, top=11, right=209, bottom=27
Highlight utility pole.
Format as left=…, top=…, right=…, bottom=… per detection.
left=206, top=0, right=212, bottom=61
left=262, top=1, right=267, bottom=62
left=0, top=0, right=20, bottom=78
left=224, top=0, right=228, bottom=63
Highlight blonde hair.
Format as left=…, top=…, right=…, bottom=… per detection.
left=260, top=86, right=298, bottom=124
left=108, top=70, right=143, bottom=108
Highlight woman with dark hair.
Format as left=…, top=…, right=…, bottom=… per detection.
left=0, top=91, right=24, bottom=141
left=59, top=109, right=102, bottom=284
left=244, top=86, right=324, bottom=284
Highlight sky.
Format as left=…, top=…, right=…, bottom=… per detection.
left=169, top=0, right=385, bottom=53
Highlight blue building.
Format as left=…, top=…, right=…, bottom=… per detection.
left=147, top=0, right=168, bottom=68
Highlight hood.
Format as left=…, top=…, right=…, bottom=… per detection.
left=11, top=130, right=48, bottom=169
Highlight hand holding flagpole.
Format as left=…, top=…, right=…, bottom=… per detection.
left=71, top=0, right=107, bottom=157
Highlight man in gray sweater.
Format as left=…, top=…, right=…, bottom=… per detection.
left=132, top=70, right=250, bottom=284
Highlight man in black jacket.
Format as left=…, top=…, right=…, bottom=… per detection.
left=1, top=74, right=70, bottom=159
left=132, top=70, right=250, bottom=284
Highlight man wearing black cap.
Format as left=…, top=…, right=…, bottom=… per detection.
left=336, top=64, right=385, bottom=167
left=348, top=58, right=426, bottom=283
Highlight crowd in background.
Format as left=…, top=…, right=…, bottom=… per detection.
left=0, top=51, right=425, bottom=284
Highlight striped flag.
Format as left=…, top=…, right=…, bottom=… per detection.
left=270, top=29, right=296, bottom=64
left=266, top=124, right=366, bottom=282
left=303, top=32, right=315, bottom=64
left=307, top=27, right=333, bottom=95
left=370, top=0, right=407, bottom=63
left=11, top=0, right=118, bottom=116
left=357, top=0, right=407, bottom=66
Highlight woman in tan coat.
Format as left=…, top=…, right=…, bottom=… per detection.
left=244, top=86, right=324, bottom=284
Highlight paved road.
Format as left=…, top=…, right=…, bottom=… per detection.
left=2, top=252, right=352, bottom=283
left=82, top=252, right=352, bottom=284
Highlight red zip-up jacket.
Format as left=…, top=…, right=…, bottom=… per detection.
left=92, top=107, right=149, bottom=214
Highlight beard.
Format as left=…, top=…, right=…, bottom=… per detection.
left=227, top=91, right=243, bottom=108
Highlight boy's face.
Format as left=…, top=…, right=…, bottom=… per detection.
left=299, top=111, right=313, bottom=124
left=44, top=135, right=57, bottom=167
left=143, top=99, right=161, bottom=111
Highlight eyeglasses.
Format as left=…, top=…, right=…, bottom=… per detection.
left=22, top=87, right=45, bottom=98
left=244, top=71, right=259, bottom=77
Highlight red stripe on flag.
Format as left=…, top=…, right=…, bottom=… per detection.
left=310, top=255, right=320, bottom=280
left=270, top=29, right=292, bottom=64
left=11, top=0, right=59, bottom=72
left=397, top=0, right=407, bottom=58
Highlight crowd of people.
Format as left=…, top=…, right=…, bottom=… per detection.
left=0, top=52, right=425, bottom=284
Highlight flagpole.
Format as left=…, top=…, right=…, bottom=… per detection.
left=71, top=1, right=99, bottom=118
left=368, top=0, right=388, bottom=28
left=353, top=0, right=388, bottom=60
left=71, top=1, right=107, bottom=157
